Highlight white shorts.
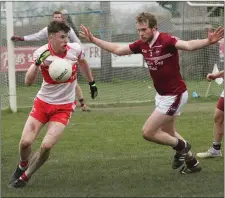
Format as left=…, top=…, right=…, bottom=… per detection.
left=155, top=91, right=188, bottom=116
left=220, top=90, right=224, bottom=98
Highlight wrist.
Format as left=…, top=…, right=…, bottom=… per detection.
left=34, top=64, right=40, bottom=68
left=206, top=38, right=212, bottom=45
left=34, top=61, right=40, bottom=67
left=89, top=80, right=95, bottom=85
left=91, top=37, right=97, bottom=44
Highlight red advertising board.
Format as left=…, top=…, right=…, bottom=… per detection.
left=1, top=46, right=37, bottom=72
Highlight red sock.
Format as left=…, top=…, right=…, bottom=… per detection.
left=19, top=160, right=28, bottom=169
left=79, top=98, right=85, bottom=107
left=21, top=172, right=29, bottom=182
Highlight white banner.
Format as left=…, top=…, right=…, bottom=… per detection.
left=82, top=43, right=143, bottom=68
left=111, top=43, right=143, bottom=67
left=82, top=43, right=101, bottom=68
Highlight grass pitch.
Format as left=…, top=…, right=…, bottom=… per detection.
left=1, top=102, right=224, bottom=197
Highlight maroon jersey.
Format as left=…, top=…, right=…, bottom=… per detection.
left=129, top=32, right=187, bottom=95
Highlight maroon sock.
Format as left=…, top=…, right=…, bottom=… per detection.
left=173, top=139, right=185, bottom=151
left=186, top=157, right=198, bottom=168
left=79, top=98, right=85, bottom=107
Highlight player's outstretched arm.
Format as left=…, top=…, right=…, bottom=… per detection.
left=175, top=26, right=224, bottom=51
left=11, top=27, right=48, bottom=42
left=11, top=35, right=24, bottom=42
left=79, top=24, right=132, bottom=56
left=24, top=27, right=48, bottom=41
left=207, top=70, right=224, bottom=82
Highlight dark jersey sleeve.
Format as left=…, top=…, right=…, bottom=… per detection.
left=165, top=33, right=179, bottom=47
left=129, top=40, right=142, bottom=54
left=162, top=33, right=179, bottom=53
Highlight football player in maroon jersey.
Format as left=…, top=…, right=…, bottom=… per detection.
left=80, top=12, right=224, bottom=174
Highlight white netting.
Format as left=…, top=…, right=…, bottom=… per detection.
left=0, top=2, right=9, bottom=110
left=181, top=1, right=224, bottom=96
left=1, top=2, right=224, bottom=110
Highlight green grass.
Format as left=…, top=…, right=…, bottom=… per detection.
left=1, top=102, right=224, bottom=197
left=1, top=79, right=223, bottom=109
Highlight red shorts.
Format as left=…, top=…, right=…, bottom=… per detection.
left=30, top=97, right=76, bottom=125
left=217, top=97, right=224, bottom=112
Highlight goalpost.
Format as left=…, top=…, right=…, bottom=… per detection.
left=5, top=2, right=17, bottom=112
left=1, top=2, right=224, bottom=111
left=187, top=1, right=224, bottom=7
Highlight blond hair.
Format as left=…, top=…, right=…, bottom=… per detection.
left=136, top=12, right=157, bottom=28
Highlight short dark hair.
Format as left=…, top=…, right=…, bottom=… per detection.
left=47, top=21, right=70, bottom=35
left=52, top=11, right=62, bottom=15
left=136, top=12, right=157, bottom=28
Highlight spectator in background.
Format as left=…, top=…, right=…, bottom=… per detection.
left=60, top=9, right=80, bottom=37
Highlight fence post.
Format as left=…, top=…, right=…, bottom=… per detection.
left=100, top=1, right=112, bottom=82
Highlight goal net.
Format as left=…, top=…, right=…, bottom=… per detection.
left=1, top=1, right=224, bottom=110
left=0, top=2, right=9, bottom=110
left=180, top=1, right=224, bottom=97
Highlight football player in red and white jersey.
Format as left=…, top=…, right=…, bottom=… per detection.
left=9, top=21, right=98, bottom=188
left=197, top=70, right=224, bottom=159
left=11, top=11, right=91, bottom=112
left=80, top=12, right=224, bottom=174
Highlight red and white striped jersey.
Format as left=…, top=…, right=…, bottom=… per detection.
left=32, top=42, right=83, bottom=104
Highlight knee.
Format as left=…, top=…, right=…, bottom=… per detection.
left=142, top=126, right=154, bottom=141
left=20, top=139, right=32, bottom=149
left=218, top=130, right=224, bottom=136
left=40, top=143, right=53, bottom=152
left=214, top=114, right=224, bottom=125
left=40, top=143, right=52, bottom=160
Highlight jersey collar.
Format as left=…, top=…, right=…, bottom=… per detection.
left=48, top=43, right=70, bottom=58
left=149, top=31, right=160, bottom=48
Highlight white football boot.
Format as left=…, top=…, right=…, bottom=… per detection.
left=196, top=147, right=222, bottom=159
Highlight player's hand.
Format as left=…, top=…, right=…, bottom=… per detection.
left=207, top=26, right=224, bottom=44
left=79, top=24, right=95, bottom=43
left=206, top=73, right=216, bottom=81
left=35, top=50, right=51, bottom=66
left=89, top=81, right=98, bottom=99
left=11, top=36, right=24, bottom=42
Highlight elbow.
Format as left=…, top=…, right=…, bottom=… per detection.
left=186, top=42, right=200, bottom=51
left=25, top=79, right=32, bottom=86
left=113, top=50, right=123, bottom=56
left=185, top=44, right=195, bottom=51
left=25, top=81, right=32, bottom=86
left=113, top=52, right=122, bottom=56
left=188, top=47, right=195, bottom=51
